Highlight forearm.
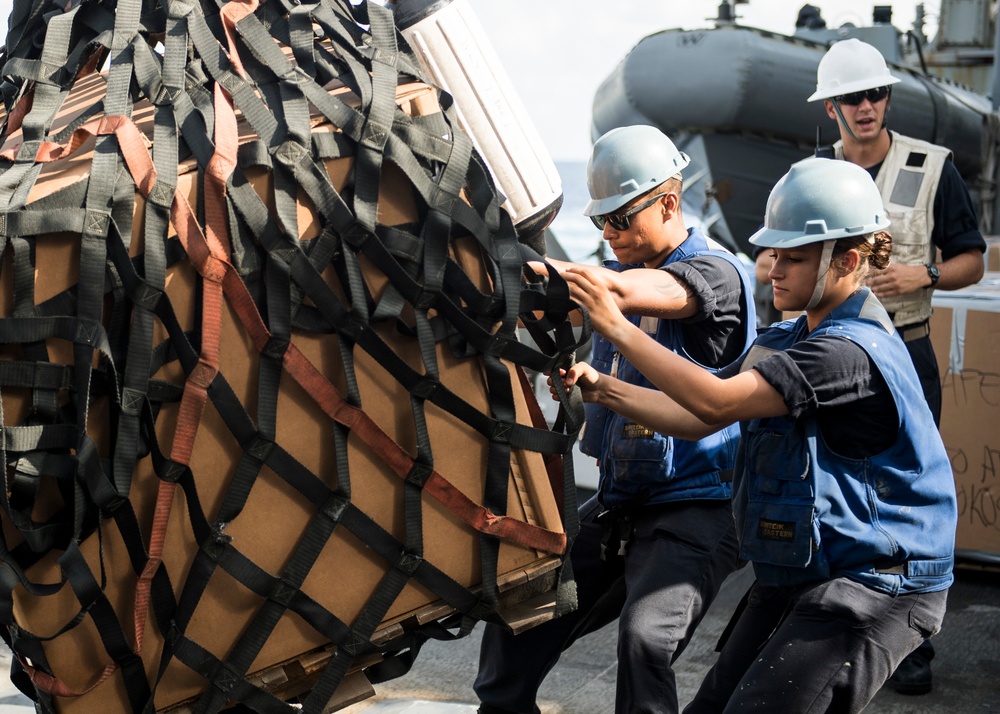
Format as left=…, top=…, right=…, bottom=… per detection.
left=563, top=262, right=786, bottom=425
left=870, top=249, right=984, bottom=298
left=936, top=249, right=984, bottom=291
left=592, top=370, right=720, bottom=440
left=609, top=320, right=785, bottom=424
left=613, top=268, right=696, bottom=318
left=548, top=263, right=697, bottom=318
left=610, top=321, right=734, bottom=422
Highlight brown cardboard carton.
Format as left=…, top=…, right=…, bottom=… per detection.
left=0, top=67, right=571, bottom=714
left=930, top=274, right=1000, bottom=557
left=985, top=236, right=1000, bottom=271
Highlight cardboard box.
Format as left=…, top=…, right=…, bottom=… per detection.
left=0, top=69, right=572, bottom=711
left=985, top=236, right=1000, bottom=271
left=930, top=273, right=1000, bottom=558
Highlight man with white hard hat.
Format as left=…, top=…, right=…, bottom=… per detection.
left=809, top=36, right=986, bottom=696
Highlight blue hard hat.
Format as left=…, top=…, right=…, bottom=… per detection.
left=750, top=157, right=890, bottom=248
left=584, top=125, right=690, bottom=216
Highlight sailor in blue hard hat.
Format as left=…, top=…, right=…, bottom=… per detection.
left=475, top=124, right=757, bottom=714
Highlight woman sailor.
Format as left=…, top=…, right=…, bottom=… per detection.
left=555, top=156, right=956, bottom=713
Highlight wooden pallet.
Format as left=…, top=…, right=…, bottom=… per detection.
left=163, top=555, right=563, bottom=712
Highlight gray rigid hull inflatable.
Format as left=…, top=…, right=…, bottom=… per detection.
left=591, top=24, right=993, bottom=252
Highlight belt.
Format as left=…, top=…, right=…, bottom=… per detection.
left=873, top=559, right=908, bottom=575
left=898, top=320, right=930, bottom=343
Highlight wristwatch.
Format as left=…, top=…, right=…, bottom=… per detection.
left=926, top=263, right=941, bottom=287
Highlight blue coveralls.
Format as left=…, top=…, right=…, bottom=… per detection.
left=476, top=228, right=756, bottom=714
left=685, top=288, right=956, bottom=714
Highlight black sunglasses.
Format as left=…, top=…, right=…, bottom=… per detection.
left=834, top=86, right=890, bottom=106
left=591, top=191, right=667, bottom=231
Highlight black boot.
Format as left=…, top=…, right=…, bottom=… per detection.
left=889, top=642, right=934, bottom=695
left=478, top=706, right=539, bottom=714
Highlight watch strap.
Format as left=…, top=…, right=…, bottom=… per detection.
left=926, top=263, right=940, bottom=287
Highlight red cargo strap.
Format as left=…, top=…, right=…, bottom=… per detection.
left=19, top=656, right=117, bottom=698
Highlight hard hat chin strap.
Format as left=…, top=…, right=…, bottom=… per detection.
left=806, top=240, right=836, bottom=310
left=832, top=101, right=858, bottom=142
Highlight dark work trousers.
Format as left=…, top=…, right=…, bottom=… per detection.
left=475, top=494, right=742, bottom=714
left=903, top=331, right=942, bottom=666
left=683, top=577, right=949, bottom=714
left=904, top=332, right=942, bottom=427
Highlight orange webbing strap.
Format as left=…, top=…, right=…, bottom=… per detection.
left=116, top=1, right=253, bottom=651
left=111, top=112, right=570, bottom=556
left=0, top=87, right=32, bottom=141
left=123, top=66, right=238, bottom=651
left=19, top=658, right=116, bottom=699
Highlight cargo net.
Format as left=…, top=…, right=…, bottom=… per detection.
left=0, top=1, right=588, bottom=711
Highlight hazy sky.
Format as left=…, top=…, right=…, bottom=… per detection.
left=0, top=0, right=940, bottom=160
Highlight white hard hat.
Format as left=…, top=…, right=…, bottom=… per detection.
left=584, top=125, right=690, bottom=216
left=750, top=157, right=890, bottom=249
left=808, top=38, right=901, bottom=102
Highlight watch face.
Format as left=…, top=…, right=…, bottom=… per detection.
left=928, top=264, right=941, bottom=285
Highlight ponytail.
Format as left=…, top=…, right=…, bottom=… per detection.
left=833, top=231, right=892, bottom=277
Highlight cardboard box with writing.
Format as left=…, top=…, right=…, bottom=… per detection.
left=930, top=274, right=1000, bottom=558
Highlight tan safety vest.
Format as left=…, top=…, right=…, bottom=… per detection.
left=835, top=131, right=950, bottom=326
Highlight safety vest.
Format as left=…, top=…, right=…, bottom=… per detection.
left=736, top=288, right=955, bottom=594
left=835, top=131, right=950, bottom=326
left=581, top=228, right=757, bottom=508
